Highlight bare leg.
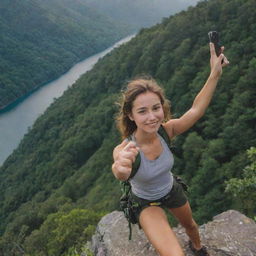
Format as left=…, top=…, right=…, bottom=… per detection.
left=169, top=201, right=202, bottom=250
left=139, top=206, right=184, bottom=256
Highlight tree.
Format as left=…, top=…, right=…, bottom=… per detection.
left=24, top=209, right=103, bottom=255
left=225, top=147, right=256, bottom=218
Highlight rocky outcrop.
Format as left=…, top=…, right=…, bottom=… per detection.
left=87, top=210, right=256, bottom=256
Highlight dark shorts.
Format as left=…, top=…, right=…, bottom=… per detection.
left=131, top=176, right=188, bottom=222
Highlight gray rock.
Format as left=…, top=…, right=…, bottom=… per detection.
left=88, top=210, right=256, bottom=256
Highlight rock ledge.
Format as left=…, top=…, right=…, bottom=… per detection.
left=88, top=210, right=256, bottom=256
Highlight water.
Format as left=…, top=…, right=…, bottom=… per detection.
left=0, top=35, right=135, bottom=166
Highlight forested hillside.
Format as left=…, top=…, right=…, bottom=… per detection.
left=84, top=0, right=199, bottom=28
left=0, top=0, right=198, bottom=112
left=0, top=0, right=131, bottom=110
left=0, top=0, right=256, bottom=255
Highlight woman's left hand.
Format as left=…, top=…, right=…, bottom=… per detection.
left=209, top=43, right=229, bottom=78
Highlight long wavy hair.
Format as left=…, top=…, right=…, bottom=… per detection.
left=116, top=76, right=171, bottom=139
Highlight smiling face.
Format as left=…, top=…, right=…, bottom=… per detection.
left=116, top=78, right=171, bottom=139
left=129, top=91, right=164, bottom=134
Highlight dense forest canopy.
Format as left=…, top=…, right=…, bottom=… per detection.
left=0, top=0, right=131, bottom=110
left=0, top=0, right=197, bottom=112
left=0, top=0, right=255, bottom=255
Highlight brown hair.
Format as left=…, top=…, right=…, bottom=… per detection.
left=116, top=77, right=171, bottom=139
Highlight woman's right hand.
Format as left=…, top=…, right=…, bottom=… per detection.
left=209, top=43, right=229, bottom=78
left=112, top=140, right=139, bottom=181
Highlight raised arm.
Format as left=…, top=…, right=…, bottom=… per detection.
left=163, top=43, right=229, bottom=138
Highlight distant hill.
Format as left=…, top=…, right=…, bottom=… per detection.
left=0, top=0, right=132, bottom=110
left=84, top=0, right=199, bottom=28
left=0, top=0, right=200, bottom=112
left=0, top=0, right=255, bottom=255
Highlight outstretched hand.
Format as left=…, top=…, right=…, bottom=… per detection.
left=112, top=140, right=139, bottom=180
left=209, top=42, right=229, bottom=78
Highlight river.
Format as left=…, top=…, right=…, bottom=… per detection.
left=0, top=35, right=135, bottom=166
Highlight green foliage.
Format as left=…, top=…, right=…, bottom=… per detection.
left=62, top=245, right=94, bottom=256
left=63, top=247, right=80, bottom=256
left=181, top=132, right=207, bottom=181
left=0, top=0, right=256, bottom=254
left=225, top=147, right=256, bottom=217
left=24, top=208, right=103, bottom=256
left=0, top=0, right=132, bottom=110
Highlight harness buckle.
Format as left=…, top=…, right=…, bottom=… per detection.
left=149, top=202, right=162, bottom=206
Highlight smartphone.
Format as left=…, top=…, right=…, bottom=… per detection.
left=208, top=31, right=221, bottom=56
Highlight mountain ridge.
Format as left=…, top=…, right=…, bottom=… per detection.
left=0, top=0, right=132, bottom=110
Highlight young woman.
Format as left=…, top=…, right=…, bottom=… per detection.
left=112, top=43, right=229, bottom=256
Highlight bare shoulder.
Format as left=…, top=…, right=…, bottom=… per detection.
left=164, top=107, right=202, bottom=136
left=162, top=121, right=176, bottom=139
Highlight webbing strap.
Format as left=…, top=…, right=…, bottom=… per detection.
left=128, top=222, right=132, bottom=240
left=158, top=125, right=171, bottom=149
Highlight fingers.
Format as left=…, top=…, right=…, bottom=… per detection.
left=210, top=43, right=228, bottom=61
left=117, top=140, right=139, bottom=165
left=113, top=139, right=140, bottom=180
left=119, top=139, right=129, bottom=148
left=121, top=157, right=133, bottom=167
left=223, top=56, right=229, bottom=66
left=209, top=42, right=216, bottom=56
left=117, top=165, right=132, bottom=175
left=123, top=140, right=137, bottom=151
left=112, top=161, right=132, bottom=180
left=219, top=53, right=230, bottom=66
left=120, top=150, right=135, bottom=163
left=217, top=46, right=229, bottom=65
left=124, top=147, right=139, bottom=163
left=119, top=140, right=138, bottom=153
left=209, top=42, right=229, bottom=68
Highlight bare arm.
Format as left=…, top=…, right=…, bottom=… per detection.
left=164, top=43, right=229, bottom=137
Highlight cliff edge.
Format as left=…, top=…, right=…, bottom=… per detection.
left=87, top=210, right=256, bottom=256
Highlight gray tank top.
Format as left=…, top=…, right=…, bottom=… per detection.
left=130, top=133, right=174, bottom=200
